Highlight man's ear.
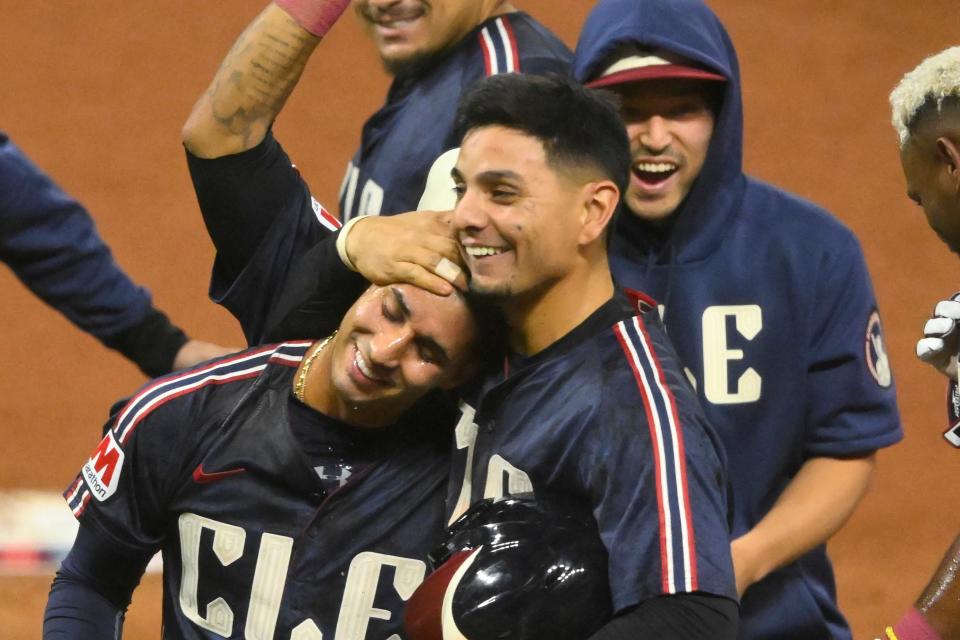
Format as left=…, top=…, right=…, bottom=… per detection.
left=578, top=181, right=620, bottom=246
left=936, top=136, right=960, bottom=192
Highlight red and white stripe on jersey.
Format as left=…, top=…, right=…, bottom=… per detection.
left=64, top=341, right=313, bottom=517
left=614, top=316, right=698, bottom=594
left=311, top=196, right=342, bottom=232
left=478, top=17, right=521, bottom=76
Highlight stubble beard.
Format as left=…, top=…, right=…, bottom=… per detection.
left=382, top=48, right=444, bottom=79
left=468, top=279, right=513, bottom=304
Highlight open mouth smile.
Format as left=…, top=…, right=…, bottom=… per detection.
left=464, top=245, right=507, bottom=257
left=353, top=347, right=390, bottom=386
left=367, top=8, right=426, bottom=32
left=632, top=160, right=679, bottom=188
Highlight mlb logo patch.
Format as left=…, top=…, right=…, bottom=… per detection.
left=865, top=310, right=892, bottom=388
left=81, top=431, right=125, bottom=502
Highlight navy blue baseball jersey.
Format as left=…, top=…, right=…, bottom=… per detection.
left=446, top=292, right=737, bottom=613
left=62, top=342, right=450, bottom=638
left=1, top=132, right=187, bottom=375
left=575, top=2, right=903, bottom=637
left=339, top=12, right=571, bottom=220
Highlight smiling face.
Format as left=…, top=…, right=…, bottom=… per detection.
left=451, top=126, right=590, bottom=304
left=611, top=79, right=717, bottom=222
left=900, top=133, right=960, bottom=254
left=327, top=283, right=478, bottom=425
left=354, top=0, right=506, bottom=75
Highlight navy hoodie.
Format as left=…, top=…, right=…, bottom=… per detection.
left=575, top=2, right=902, bottom=639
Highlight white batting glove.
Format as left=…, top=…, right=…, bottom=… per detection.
left=917, top=293, right=960, bottom=380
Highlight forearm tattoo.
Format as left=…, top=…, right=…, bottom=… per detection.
left=208, top=9, right=318, bottom=147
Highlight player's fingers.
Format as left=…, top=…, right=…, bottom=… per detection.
left=917, top=336, right=947, bottom=361
left=934, top=299, right=960, bottom=320
left=403, top=244, right=465, bottom=275
left=400, top=245, right=467, bottom=292
left=433, top=257, right=468, bottom=291
left=411, top=249, right=467, bottom=292
left=410, top=234, right=463, bottom=265
left=924, top=316, right=956, bottom=339
left=392, top=262, right=455, bottom=296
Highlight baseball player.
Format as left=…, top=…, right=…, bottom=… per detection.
left=880, top=45, right=960, bottom=640
left=181, top=0, right=571, bottom=343
left=43, top=281, right=486, bottom=638
left=338, top=0, right=571, bottom=221
left=439, top=72, right=738, bottom=638
left=0, top=133, right=231, bottom=376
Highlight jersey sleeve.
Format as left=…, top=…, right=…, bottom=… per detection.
left=581, top=320, right=737, bottom=613
left=0, top=135, right=165, bottom=345
left=517, top=54, right=572, bottom=76
left=62, top=369, right=214, bottom=554
left=803, top=233, right=903, bottom=456
left=186, top=132, right=347, bottom=345
left=43, top=522, right=153, bottom=639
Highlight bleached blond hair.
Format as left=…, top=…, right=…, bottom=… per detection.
left=890, top=46, right=960, bottom=147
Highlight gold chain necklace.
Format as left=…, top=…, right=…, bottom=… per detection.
left=293, top=332, right=337, bottom=404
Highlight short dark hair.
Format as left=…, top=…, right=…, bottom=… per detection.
left=454, top=73, right=631, bottom=196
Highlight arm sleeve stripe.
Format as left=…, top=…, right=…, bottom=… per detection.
left=479, top=18, right=520, bottom=77
left=494, top=17, right=520, bottom=73
left=112, top=342, right=309, bottom=444
left=613, top=321, right=671, bottom=592
left=311, top=197, right=342, bottom=232
left=479, top=26, right=497, bottom=76
left=64, top=478, right=91, bottom=517
left=614, top=317, right=698, bottom=593
left=631, top=315, right=699, bottom=589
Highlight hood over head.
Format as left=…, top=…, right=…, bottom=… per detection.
left=573, top=0, right=746, bottom=263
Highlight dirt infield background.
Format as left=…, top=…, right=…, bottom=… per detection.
left=1, top=1, right=958, bottom=637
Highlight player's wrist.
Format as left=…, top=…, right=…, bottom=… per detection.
left=336, top=215, right=372, bottom=272
left=273, top=0, right=350, bottom=38
left=886, top=608, right=942, bottom=640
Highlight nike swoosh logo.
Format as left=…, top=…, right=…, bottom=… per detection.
left=192, top=463, right=246, bottom=484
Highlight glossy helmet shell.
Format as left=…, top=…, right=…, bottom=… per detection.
left=404, top=493, right=612, bottom=640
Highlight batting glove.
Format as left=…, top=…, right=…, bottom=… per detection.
left=916, top=293, right=960, bottom=381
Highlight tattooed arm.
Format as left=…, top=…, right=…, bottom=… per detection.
left=182, top=3, right=320, bottom=159
left=180, top=2, right=361, bottom=344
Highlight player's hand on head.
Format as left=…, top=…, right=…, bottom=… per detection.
left=917, top=293, right=960, bottom=380
left=345, top=210, right=468, bottom=296
left=172, top=339, right=239, bottom=371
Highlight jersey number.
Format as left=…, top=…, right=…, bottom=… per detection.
left=340, top=162, right=384, bottom=219
left=448, top=403, right=532, bottom=524
left=178, top=513, right=425, bottom=639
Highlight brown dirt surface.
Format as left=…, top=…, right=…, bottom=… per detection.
left=1, top=1, right=958, bottom=637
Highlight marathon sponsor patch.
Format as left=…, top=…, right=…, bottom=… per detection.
left=865, top=310, right=892, bottom=388
left=81, top=431, right=125, bottom=502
